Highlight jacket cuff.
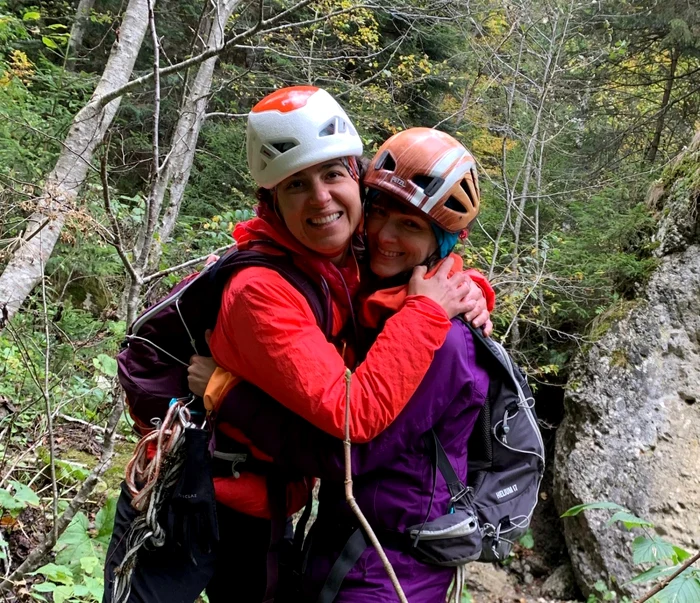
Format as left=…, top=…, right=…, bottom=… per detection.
left=465, top=268, right=496, bottom=312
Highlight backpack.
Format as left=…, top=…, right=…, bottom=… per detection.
left=410, top=322, right=545, bottom=564
left=117, top=244, right=332, bottom=434
left=314, top=323, right=544, bottom=603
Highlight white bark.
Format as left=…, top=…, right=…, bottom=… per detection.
left=0, top=0, right=151, bottom=323
left=66, top=0, right=96, bottom=68
left=124, top=0, right=241, bottom=324
left=156, top=0, right=242, bottom=253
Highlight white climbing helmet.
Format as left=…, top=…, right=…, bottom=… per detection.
left=246, top=86, right=363, bottom=189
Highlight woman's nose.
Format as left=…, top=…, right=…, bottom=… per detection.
left=377, top=222, right=398, bottom=245
left=308, top=180, right=332, bottom=206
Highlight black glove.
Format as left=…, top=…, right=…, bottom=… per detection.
left=166, top=427, right=219, bottom=554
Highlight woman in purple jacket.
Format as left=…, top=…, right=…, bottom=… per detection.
left=218, top=128, right=490, bottom=602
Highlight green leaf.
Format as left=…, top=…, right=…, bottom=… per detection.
left=608, top=511, right=654, bottom=530
left=594, top=580, right=609, bottom=592
left=32, top=581, right=57, bottom=592
left=42, top=36, right=59, bottom=49
left=653, top=569, right=700, bottom=603
left=53, top=584, right=75, bottom=603
left=55, top=513, right=107, bottom=569
left=94, top=496, right=117, bottom=543
left=673, top=546, right=692, bottom=563
left=633, top=536, right=677, bottom=565
left=32, top=563, right=74, bottom=585
left=80, top=556, right=100, bottom=575
left=84, top=574, right=104, bottom=600
left=23, top=11, right=41, bottom=20
left=628, top=564, right=679, bottom=584
left=0, top=488, right=25, bottom=513
left=47, top=23, right=68, bottom=30
left=9, top=480, right=40, bottom=506
left=561, top=501, right=627, bottom=517
left=519, top=529, right=535, bottom=549
left=32, top=582, right=56, bottom=593
left=93, top=354, right=117, bottom=377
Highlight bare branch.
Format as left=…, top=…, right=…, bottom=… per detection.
left=343, top=369, right=408, bottom=602
left=100, top=151, right=140, bottom=284
left=635, top=550, right=700, bottom=603
left=141, top=243, right=235, bottom=284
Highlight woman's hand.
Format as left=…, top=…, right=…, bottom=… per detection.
left=462, top=282, right=493, bottom=336
left=408, top=257, right=474, bottom=320
left=188, top=355, right=218, bottom=397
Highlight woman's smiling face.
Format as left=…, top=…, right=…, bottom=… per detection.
left=275, top=160, right=362, bottom=264
left=366, top=195, right=438, bottom=279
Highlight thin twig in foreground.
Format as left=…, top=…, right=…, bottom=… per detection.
left=635, top=550, right=700, bottom=603
left=343, top=369, right=408, bottom=603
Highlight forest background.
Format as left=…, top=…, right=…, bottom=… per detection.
left=0, top=0, right=698, bottom=601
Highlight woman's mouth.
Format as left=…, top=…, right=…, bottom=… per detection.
left=308, top=212, right=342, bottom=227
left=377, top=248, right=403, bottom=258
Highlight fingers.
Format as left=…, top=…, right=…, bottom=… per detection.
left=411, top=265, right=428, bottom=280
left=483, top=319, right=494, bottom=337
left=435, top=256, right=456, bottom=279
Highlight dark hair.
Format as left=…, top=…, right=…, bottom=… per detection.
left=255, top=156, right=370, bottom=213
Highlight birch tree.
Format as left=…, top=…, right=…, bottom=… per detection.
left=0, top=0, right=151, bottom=323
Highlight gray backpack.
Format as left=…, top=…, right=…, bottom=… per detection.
left=407, top=322, right=545, bottom=565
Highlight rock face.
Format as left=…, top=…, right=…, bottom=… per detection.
left=554, top=135, right=700, bottom=597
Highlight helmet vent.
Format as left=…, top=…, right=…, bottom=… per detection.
left=445, top=196, right=467, bottom=214
left=375, top=151, right=396, bottom=171
left=271, top=141, right=297, bottom=154
left=412, top=175, right=444, bottom=197
left=460, top=176, right=478, bottom=206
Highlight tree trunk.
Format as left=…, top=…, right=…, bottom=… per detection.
left=0, top=0, right=151, bottom=325
left=155, top=0, right=241, bottom=256
left=66, top=0, right=96, bottom=69
left=123, top=0, right=240, bottom=324
left=646, top=47, right=680, bottom=165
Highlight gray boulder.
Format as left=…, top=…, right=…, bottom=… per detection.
left=554, top=133, right=700, bottom=597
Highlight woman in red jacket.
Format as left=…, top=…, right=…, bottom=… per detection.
left=103, top=86, right=493, bottom=603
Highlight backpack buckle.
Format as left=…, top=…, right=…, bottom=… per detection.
left=212, top=451, right=248, bottom=478
left=449, top=485, right=472, bottom=506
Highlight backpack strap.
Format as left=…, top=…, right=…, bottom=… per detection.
left=209, top=245, right=333, bottom=339
left=424, top=430, right=470, bottom=507
left=316, top=528, right=369, bottom=603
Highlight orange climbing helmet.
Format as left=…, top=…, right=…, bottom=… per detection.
left=247, top=86, right=363, bottom=189
left=364, top=127, right=480, bottom=233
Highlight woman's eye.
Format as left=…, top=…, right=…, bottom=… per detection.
left=369, top=204, right=387, bottom=217
left=404, top=220, right=421, bottom=230
left=285, top=180, right=304, bottom=190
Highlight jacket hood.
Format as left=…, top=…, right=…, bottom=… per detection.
left=232, top=210, right=362, bottom=319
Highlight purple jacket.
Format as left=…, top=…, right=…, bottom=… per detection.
left=218, top=320, right=489, bottom=601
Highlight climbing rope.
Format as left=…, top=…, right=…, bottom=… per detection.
left=446, top=563, right=467, bottom=603
left=113, top=401, right=194, bottom=603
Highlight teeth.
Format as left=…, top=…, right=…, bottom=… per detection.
left=378, top=249, right=402, bottom=258
left=309, top=212, right=341, bottom=225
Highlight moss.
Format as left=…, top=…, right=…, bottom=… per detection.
left=588, top=300, right=640, bottom=342
left=103, top=440, right=133, bottom=492
left=610, top=349, right=629, bottom=368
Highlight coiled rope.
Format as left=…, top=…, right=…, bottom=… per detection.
left=112, top=401, right=193, bottom=603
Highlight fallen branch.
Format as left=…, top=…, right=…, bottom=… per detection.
left=343, top=369, right=408, bottom=602
left=635, top=550, right=700, bottom=603
left=58, top=413, right=128, bottom=441
left=0, top=390, right=124, bottom=592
